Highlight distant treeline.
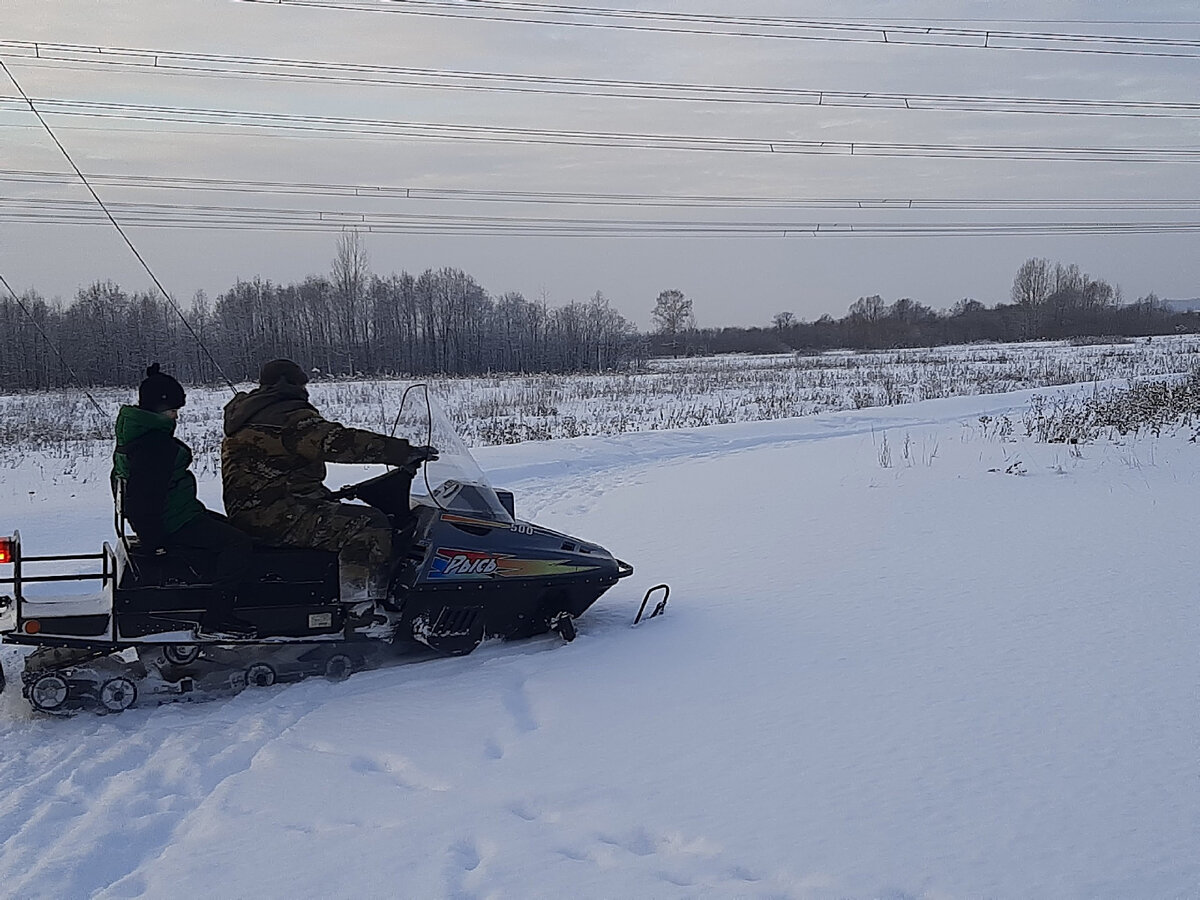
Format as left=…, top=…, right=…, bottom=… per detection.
left=0, top=249, right=1193, bottom=391
left=650, top=259, right=1196, bottom=357
left=0, top=253, right=636, bottom=389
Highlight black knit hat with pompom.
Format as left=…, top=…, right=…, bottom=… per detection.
left=137, top=363, right=186, bottom=412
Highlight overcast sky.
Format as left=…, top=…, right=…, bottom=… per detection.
left=2, top=0, right=1199, bottom=328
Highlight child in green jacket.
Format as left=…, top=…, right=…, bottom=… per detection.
left=113, top=364, right=255, bottom=638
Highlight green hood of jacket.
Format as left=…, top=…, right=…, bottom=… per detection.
left=114, top=403, right=177, bottom=447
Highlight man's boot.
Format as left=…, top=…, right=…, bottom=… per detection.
left=339, top=561, right=375, bottom=603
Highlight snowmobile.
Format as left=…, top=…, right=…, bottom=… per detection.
left=0, top=389, right=651, bottom=715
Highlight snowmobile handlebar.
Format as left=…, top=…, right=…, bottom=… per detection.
left=330, top=461, right=426, bottom=502
left=329, top=467, right=412, bottom=503
left=331, top=446, right=439, bottom=502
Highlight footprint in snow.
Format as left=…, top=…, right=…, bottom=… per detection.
left=598, top=826, right=659, bottom=857
left=443, top=838, right=487, bottom=900
left=508, top=801, right=538, bottom=822
left=349, top=755, right=381, bottom=774
left=502, top=676, right=538, bottom=734
left=452, top=839, right=482, bottom=872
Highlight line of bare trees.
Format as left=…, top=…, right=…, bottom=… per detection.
left=1, top=250, right=1191, bottom=390
left=0, top=234, right=637, bottom=390
left=654, top=258, right=1193, bottom=356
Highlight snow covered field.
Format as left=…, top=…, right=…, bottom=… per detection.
left=1, top=380, right=1197, bottom=898
left=3, top=336, right=1200, bottom=468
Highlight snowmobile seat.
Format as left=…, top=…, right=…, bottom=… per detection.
left=112, top=476, right=337, bottom=608
left=113, top=543, right=339, bottom=605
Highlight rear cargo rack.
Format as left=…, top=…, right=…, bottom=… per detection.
left=0, top=531, right=115, bottom=629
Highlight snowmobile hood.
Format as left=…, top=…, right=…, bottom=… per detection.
left=114, top=404, right=177, bottom=444
left=223, top=382, right=315, bottom=436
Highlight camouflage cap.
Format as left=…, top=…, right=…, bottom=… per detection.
left=259, top=358, right=308, bottom=386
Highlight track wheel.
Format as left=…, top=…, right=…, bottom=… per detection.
left=99, top=677, right=138, bottom=713
left=164, top=644, right=200, bottom=667
left=552, top=613, right=577, bottom=643
left=29, top=673, right=70, bottom=712
left=324, top=654, right=353, bottom=681
left=245, top=663, right=276, bottom=688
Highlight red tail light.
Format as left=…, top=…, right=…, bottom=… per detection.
left=0, top=536, right=12, bottom=564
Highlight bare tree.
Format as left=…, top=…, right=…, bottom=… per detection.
left=1011, top=258, right=1054, bottom=338
left=846, top=294, right=886, bottom=347
left=1012, top=258, right=1053, bottom=308
left=848, top=294, right=886, bottom=321
left=331, top=229, right=370, bottom=373
left=652, top=289, right=694, bottom=335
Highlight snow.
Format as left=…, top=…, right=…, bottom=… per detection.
left=1, top=387, right=1198, bottom=898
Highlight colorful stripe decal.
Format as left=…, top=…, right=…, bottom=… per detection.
left=429, top=548, right=601, bottom=580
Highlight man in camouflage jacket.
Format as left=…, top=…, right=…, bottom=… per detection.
left=221, top=359, right=434, bottom=597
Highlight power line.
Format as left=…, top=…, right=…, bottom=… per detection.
left=4, top=40, right=1200, bottom=119
left=0, top=62, right=237, bottom=393
left=710, top=18, right=1200, bottom=26
left=5, top=196, right=1200, bottom=238
left=3, top=95, right=1198, bottom=164
left=239, top=0, right=1200, bottom=59
left=5, top=167, right=1200, bottom=212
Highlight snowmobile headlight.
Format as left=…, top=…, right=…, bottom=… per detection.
left=0, top=536, right=12, bottom=564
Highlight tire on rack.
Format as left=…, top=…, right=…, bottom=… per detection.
left=164, top=644, right=200, bottom=667
left=29, top=672, right=70, bottom=713
left=99, top=677, right=138, bottom=713
left=324, top=653, right=353, bottom=681
left=244, top=663, right=276, bottom=688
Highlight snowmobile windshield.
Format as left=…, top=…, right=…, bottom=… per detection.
left=391, top=385, right=513, bottom=526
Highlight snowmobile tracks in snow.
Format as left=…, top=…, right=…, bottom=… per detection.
left=0, top=696, right=330, bottom=898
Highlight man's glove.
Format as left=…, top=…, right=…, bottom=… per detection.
left=407, top=445, right=440, bottom=465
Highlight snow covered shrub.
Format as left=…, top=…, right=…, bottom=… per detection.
left=851, top=388, right=877, bottom=410
left=474, top=420, right=555, bottom=444
left=977, top=414, right=1015, bottom=442
left=0, top=392, right=117, bottom=466
left=1023, top=371, right=1200, bottom=443
left=876, top=432, right=892, bottom=468
left=1067, top=335, right=1134, bottom=347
